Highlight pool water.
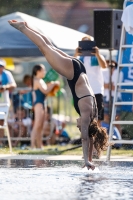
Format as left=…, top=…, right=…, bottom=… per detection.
left=0, top=160, right=133, bottom=200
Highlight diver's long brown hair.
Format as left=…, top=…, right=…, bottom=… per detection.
left=89, top=119, right=108, bottom=156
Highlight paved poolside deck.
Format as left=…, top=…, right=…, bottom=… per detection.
left=0, top=154, right=133, bottom=161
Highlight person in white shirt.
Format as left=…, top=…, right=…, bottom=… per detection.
left=0, top=59, right=16, bottom=146
left=121, top=4, right=133, bottom=36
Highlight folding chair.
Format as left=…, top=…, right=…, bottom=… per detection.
left=0, top=103, right=12, bottom=153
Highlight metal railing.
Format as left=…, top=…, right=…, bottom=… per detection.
left=0, top=87, right=71, bottom=146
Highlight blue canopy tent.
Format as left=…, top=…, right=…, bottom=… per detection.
left=0, top=12, right=87, bottom=58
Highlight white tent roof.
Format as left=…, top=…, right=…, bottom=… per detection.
left=0, top=12, right=86, bottom=57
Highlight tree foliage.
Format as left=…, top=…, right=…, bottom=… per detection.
left=0, top=0, right=42, bottom=9
left=0, top=0, right=42, bottom=16
left=0, top=0, right=124, bottom=17
left=106, top=0, right=124, bottom=9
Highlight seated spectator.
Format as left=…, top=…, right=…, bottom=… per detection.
left=8, top=106, right=32, bottom=147
left=21, top=75, right=33, bottom=117
left=42, top=106, right=57, bottom=145
left=12, top=75, right=32, bottom=113
left=56, top=121, right=71, bottom=145
left=21, top=74, right=32, bottom=95
left=23, top=74, right=32, bottom=89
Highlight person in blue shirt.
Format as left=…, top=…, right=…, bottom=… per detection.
left=58, top=121, right=70, bottom=145
left=0, top=59, right=16, bottom=105
left=0, top=59, right=16, bottom=146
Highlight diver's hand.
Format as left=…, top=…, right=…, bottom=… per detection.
left=83, top=161, right=95, bottom=170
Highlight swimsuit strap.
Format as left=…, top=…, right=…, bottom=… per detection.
left=78, top=94, right=94, bottom=101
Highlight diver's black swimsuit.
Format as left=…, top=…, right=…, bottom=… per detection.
left=67, top=58, right=97, bottom=119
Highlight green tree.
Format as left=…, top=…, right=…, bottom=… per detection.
left=107, top=0, right=124, bottom=9
left=0, top=0, right=124, bottom=17
left=85, top=0, right=124, bottom=8
left=0, top=0, right=42, bottom=16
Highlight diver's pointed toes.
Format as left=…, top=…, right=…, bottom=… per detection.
left=8, top=20, right=12, bottom=24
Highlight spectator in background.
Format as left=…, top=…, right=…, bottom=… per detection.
left=119, top=67, right=133, bottom=142
left=8, top=106, right=32, bottom=147
left=21, top=75, right=33, bottom=117
left=57, top=121, right=70, bottom=145
left=30, top=64, right=60, bottom=149
left=42, top=106, right=57, bottom=145
left=0, top=59, right=16, bottom=104
left=102, top=60, right=121, bottom=125
left=23, top=74, right=32, bottom=88
left=0, top=59, right=16, bottom=146
left=74, top=35, right=107, bottom=126
left=12, top=75, right=32, bottom=115
left=102, top=60, right=122, bottom=148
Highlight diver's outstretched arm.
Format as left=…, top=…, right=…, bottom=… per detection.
left=88, top=137, right=93, bottom=162
left=77, top=115, right=95, bottom=170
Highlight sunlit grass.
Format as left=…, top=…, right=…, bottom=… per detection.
left=0, top=146, right=133, bottom=157
left=1, top=97, right=133, bottom=157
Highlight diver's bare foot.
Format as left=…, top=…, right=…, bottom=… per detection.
left=8, top=20, right=26, bottom=31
